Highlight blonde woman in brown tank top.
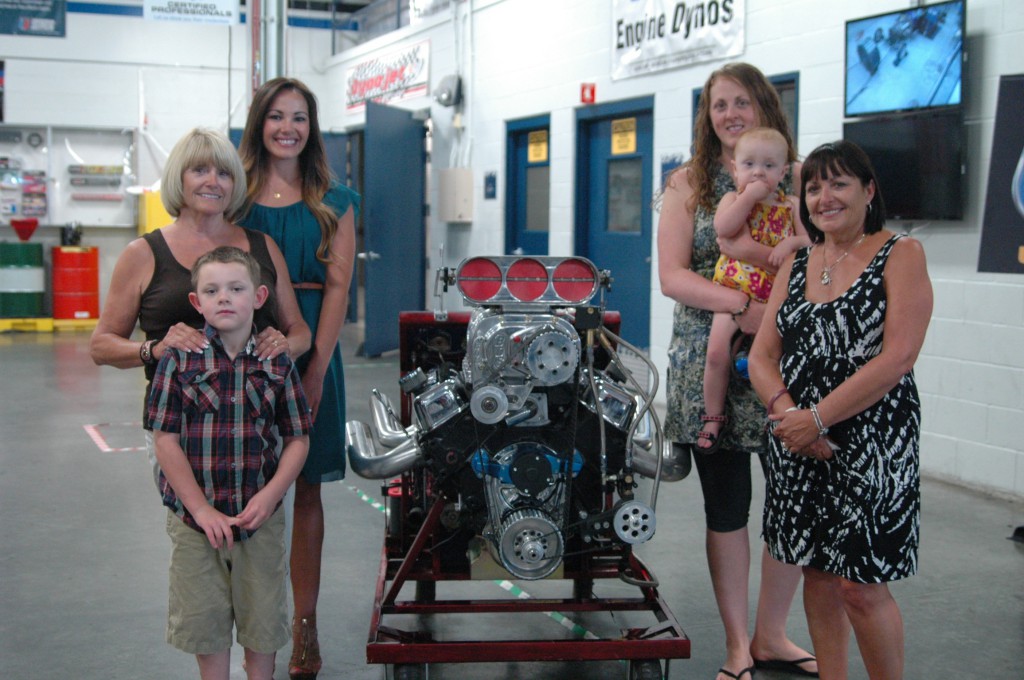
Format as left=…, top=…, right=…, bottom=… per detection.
left=90, top=128, right=310, bottom=482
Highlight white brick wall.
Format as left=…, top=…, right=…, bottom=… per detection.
left=3, top=0, right=1022, bottom=497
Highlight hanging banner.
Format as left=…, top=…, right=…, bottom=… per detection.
left=612, top=0, right=745, bottom=80
left=0, top=0, right=65, bottom=37
left=410, top=0, right=448, bottom=24
left=143, top=0, right=238, bottom=25
left=978, top=73, right=1024, bottom=274
left=346, top=40, right=431, bottom=113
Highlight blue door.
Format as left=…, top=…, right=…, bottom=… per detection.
left=505, top=115, right=550, bottom=255
left=575, top=98, right=654, bottom=349
left=321, top=132, right=360, bottom=324
left=363, top=102, right=426, bottom=356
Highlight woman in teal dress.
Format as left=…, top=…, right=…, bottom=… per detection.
left=239, top=77, right=359, bottom=680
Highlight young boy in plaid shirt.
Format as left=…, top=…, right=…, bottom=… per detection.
left=146, top=246, right=311, bottom=680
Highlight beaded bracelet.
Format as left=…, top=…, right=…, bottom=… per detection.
left=731, top=296, right=751, bottom=322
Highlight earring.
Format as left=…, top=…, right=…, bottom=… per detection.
left=867, top=203, right=873, bottom=213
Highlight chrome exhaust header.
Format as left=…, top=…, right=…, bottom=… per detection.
left=345, top=419, right=425, bottom=480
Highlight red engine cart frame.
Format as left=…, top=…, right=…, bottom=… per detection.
left=358, top=312, right=691, bottom=678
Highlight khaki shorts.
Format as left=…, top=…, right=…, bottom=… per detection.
left=165, top=507, right=288, bottom=655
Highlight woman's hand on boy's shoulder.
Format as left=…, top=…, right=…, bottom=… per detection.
left=256, top=326, right=290, bottom=361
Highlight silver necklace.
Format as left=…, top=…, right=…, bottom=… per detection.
left=820, top=234, right=866, bottom=286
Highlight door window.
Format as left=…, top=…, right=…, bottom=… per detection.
left=525, top=165, right=550, bottom=233
left=607, top=158, right=642, bottom=233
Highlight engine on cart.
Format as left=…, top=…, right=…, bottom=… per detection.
left=346, top=255, right=686, bottom=582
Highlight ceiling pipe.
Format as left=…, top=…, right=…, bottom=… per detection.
left=250, top=0, right=262, bottom=94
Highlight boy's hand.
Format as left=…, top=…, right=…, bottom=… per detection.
left=191, top=505, right=238, bottom=550
left=235, top=490, right=278, bottom=532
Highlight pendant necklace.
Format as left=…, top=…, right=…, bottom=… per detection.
left=820, top=234, right=866, bottom=286
left=273, top=192, right=282, bottom=199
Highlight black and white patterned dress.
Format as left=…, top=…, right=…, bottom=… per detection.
left=763, top=234, right=920, bottom=584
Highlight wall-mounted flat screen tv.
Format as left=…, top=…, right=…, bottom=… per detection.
left=843, top=109, right=965, bottom=221
left=845, top=0, right=965, bottom=118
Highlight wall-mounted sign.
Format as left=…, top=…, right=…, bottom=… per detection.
left=527, top=130, right=548, bottom=164
left=346, top=40, right=431, bottom=113
left=611, top=118, right=637, bottom=155
left=581, top=83, right=596, bottom=105
left=143, top=0, right=237, bottom=24
left=1, top=0, right=65, bottom=36
left=611, top=0, right=745, bottom=80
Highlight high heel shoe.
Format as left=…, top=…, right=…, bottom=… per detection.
left=289, top=615, right=322, bottom=679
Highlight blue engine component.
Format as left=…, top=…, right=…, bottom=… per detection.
left=471, top=443, right=583, bottom=497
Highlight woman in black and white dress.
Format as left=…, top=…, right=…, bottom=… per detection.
left=749, top=140, right=933, bottom=680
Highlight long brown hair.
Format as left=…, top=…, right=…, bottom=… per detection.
left=238, top=77, right=340, bottom=264
left=684, top=62, right=796, bottom=214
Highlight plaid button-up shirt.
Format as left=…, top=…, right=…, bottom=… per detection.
left=145, top=325, right=311, bottom=540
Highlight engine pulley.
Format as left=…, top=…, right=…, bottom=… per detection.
left=525, top=331, right=578, bottom=386
left=470, top=385, right=509, bottom=424
left=497, top=508, right=563, bottom=580
left=612, top=500, right=657, bottom=545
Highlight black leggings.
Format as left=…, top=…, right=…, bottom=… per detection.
left=693, top=447, right=763, bottom=533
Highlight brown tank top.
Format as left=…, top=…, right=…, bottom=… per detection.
left=139, top=228, right=280, bottom=383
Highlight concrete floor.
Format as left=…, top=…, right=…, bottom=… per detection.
left=1, top=324, right=1021, bottom=679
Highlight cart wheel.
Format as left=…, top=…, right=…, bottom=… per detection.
left=628, top=659, right=663, bottom=680
left=394, top=663, right=428, bottom=680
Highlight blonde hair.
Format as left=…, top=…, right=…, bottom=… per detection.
left=161, top=128, right=248, bottom=222
left=735, top=127, right=789, bottom=159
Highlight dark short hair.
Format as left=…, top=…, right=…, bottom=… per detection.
left=190, top=246, right=262, bottom=292
left=799, top=140, right=886, bottom=243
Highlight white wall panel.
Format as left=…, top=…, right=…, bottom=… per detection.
left=2, top=0, right=1021, bottom=497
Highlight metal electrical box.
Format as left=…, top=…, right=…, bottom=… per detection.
left=438, top=167, right=473, bottom=223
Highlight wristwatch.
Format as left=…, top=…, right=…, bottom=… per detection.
left=139, top=339, right=157, bottom=364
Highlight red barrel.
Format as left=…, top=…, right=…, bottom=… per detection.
left=52, top=246, right=100, bottom=320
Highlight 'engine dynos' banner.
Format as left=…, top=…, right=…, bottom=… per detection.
left=346, top=40, right=431, bottom=113
left=612, top=0, right=745, bottom=80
